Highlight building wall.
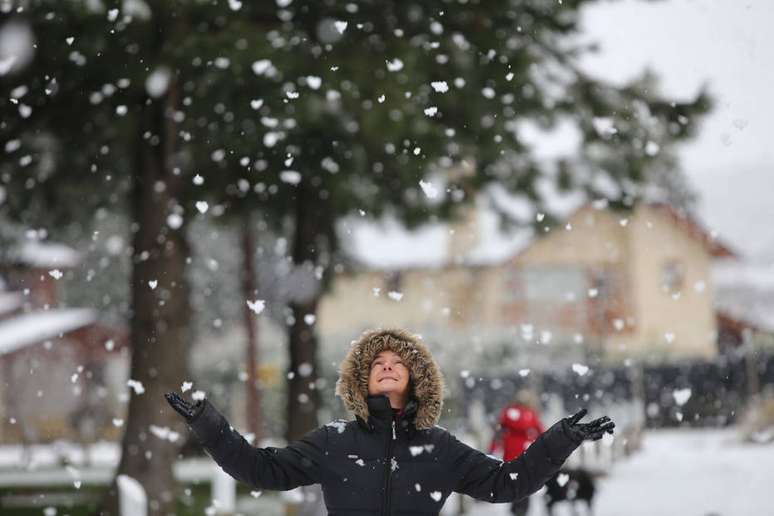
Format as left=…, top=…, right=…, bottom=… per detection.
left=0, top=338, right=129, bottom=444
left=514, top=206, right=630, bottom=266
left=499, top=207, right=635, bottom=343
left=617, top=205, right=717, bottom=360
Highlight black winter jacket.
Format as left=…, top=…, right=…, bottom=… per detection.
left=189, top=394, right=581, bottom=515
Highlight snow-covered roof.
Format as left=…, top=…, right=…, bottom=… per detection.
left=0, top=308, right=96, bottom=356
left=347, top=198, right=535, bottom=270
left=349, top=194, right=741, bottom=272
left=0, top=291, right=22, bottom=316
left=14, top=240, right=81, bottom=268
left=713, top=260, right=774, bottom=291
left=713, top=260, right=774, bottom=332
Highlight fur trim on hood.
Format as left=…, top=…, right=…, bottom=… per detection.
left=335, top=328, right=444, bottom=430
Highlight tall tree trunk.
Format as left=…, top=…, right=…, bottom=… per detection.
left=241, top=214, right=262, bottom=441
left=99, top=79, right=189, bottom=516
left=286, top=185, right=324, bottom=441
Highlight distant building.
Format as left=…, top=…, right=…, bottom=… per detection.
left=318, top=200, right=744, bottom=372
left=0, top=238, right=127, bottom=445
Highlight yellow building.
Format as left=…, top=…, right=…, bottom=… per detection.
left=318, top=202, right=735, bottom=369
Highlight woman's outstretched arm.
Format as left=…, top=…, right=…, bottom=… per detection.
left=166, top=393, right=327, bottom=490
left=450, top=409, right=613, bottom=503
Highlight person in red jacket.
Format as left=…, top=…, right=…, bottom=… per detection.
left=489, top=390, right=545, bottom=516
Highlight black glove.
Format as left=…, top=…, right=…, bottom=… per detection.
left=562, top=408, right=615, bottom=443
left=165, top=392, right=205, bottom=423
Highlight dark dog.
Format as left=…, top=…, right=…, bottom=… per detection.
left=543, top=468, right=596, bottom=516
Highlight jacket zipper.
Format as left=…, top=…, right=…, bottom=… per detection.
left=382, top=419, right=397, bottom=516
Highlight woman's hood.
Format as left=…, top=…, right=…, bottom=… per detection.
left=335, top=328, right=444, bottom=430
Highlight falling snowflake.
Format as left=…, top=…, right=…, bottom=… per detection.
left=166, top=213, right=183, bottom=229
left=48, top=269, right=63, bottom=280
left=305, top=76, right=322, bottom=89
left=592, top=117, right=617, bottom=137
left=195, top=201, right=209, bottom=214
left=298, top=363, right=313, bottom=377
left=507, top=408, right=521, bottom=421
left=430, top=491, right=442, bottom=502
left=181, top=381, right=193, bottom=392
left=419, top=180, right=439, bottom=198
left=386, top=58, right=404, bottom=72
left=645, top=141, right=660, bottom=156
left=145, top=67, right=171, bottom=98
left=673, top=388, right=691, bottom=406
left=431, top=81, right=449, bottom=93
left=387, top=291, right=403, bottom=301
left=252, top=59, right=273, bottom=76
left=127, top=379, right=145, bottom=395
left=280, top=170, right=302, bottom=185
left=246, top=299, right=266, bottom=315
left=334, top=20, right=348, bottom=34
left=325, top=420, right=347, bottom=434
left=424, top=106, right=438, bottom=117
left=572, top=363, right=589, bottom=376
left=409, top=446, right=425, bottom=456
left=149, top=425, right=180, bottom=443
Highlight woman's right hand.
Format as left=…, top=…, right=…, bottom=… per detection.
left=165, top=392, right=204, bottom=422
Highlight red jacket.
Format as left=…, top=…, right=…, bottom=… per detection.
left=488, top=403, right=545, bottom=461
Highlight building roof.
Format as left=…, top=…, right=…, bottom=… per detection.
left=0, top=308, right=96, bottom=356
left=713, top=260, right=774, bottom=332
left=10, top=240, right=81, bottom=269
left=347, top=201, right=535, bottom=270
left=647, top=203, right=736, bottom=258
left=348, top=195, right=734, bottom=270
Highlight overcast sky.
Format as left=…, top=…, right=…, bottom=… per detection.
left=579, top=0, right=774, bottom=260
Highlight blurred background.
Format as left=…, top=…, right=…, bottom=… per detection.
left=0, top=0, right=772, bottom=515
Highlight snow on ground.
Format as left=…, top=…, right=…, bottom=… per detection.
left=465, top=427, right=774, bottom=516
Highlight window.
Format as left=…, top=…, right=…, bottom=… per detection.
left=661, top=260, right=684, bottom=294
left=383, top=270, right=402, bottom=293
left=502, top=266, right=588, bottom=329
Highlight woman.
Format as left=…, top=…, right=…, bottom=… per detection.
left=166, top=328, right=614, bottom=515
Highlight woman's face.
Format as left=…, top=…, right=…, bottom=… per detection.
left=368, top=350, right=410, bottom=401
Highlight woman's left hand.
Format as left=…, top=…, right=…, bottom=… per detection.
left=562, top=408, right=615, bottom=442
